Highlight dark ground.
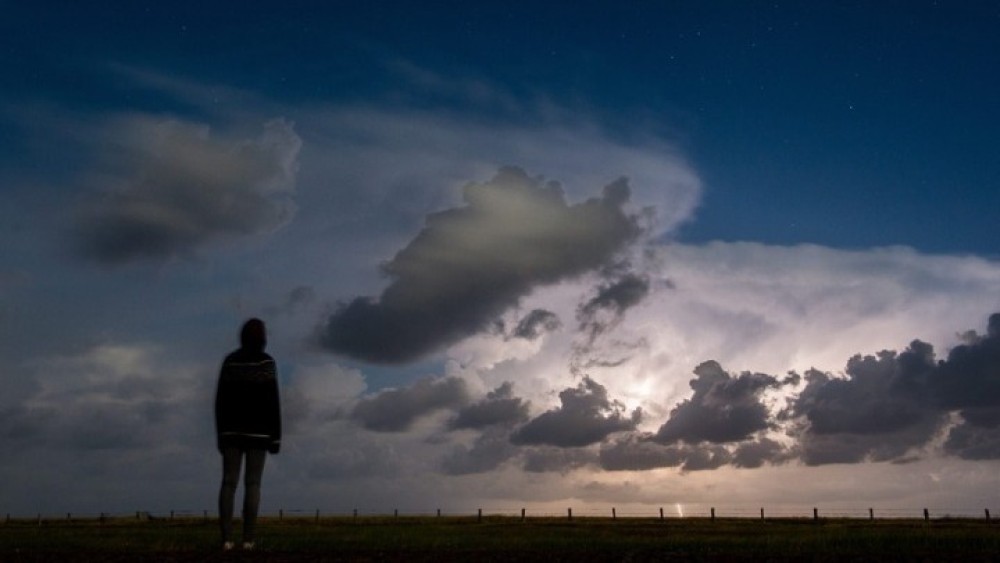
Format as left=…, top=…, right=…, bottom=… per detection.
left=2, top=516, right=999, bottom=562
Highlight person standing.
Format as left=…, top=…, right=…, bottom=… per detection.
left=215, top=318, right=281, bottom=551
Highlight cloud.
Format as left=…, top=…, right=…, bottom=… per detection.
left=350, top=376, right=468, bottom=432
left=75, top=117, right=301, bottom=264
left=512, top=309, right=562, bottom=340
left=782, top=313, right=1000, bottom=464
left=317, top=166, right=642, bottom=364
left=598, top=433, right=685, bottom=471
left=0, top=343, right=207, bottom=451
left=574, top=272, right=651, bottom=348
left=654, top=360, right=779, bottom=445
left=441, top=427, right=520, bottom=475
left=521, top=447, right=596, bottom=473
left=510, top=377, right=641, bottom=447
left=731, top=437, right=790, bottom=468
left=449, top=382, right=530, bottom=430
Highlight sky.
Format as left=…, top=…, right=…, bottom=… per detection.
left=2, top=1, right=1000, bottom=517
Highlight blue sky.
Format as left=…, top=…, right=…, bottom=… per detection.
left=2, top=2, right=1000, bottom=516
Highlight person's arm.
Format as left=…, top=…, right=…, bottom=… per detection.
left=215, top=360, right=230, bottom=453
left=268, top=367, right=281, bottom=454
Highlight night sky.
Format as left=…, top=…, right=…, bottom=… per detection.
left=2, top=1, right=1000, bottom=516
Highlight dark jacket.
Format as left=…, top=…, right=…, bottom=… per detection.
left=214, top=348, right=281, bottom=453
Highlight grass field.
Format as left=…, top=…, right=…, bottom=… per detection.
left=2, top=515, right=999, bottom=561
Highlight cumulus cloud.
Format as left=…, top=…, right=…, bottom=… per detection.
left=449, top=382, right=530, bottom=430
left=598, top=433, right=685, bottom=471
left=511, top=377, right=641, bottom=447
left=781, top=313, right=1000, bottom=464
left=655, top=360, right=780, bottom=445
left=350, top=376, right=468, bottom=432
left=441, top=427, right=520, bottom=475
left=521, top=447, right=596, bottom=473
left=75, top=117, right=301, bottom=264
left=318, top=167, right=641, bottom=363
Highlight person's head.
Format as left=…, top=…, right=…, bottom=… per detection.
left=240, top=318, right=267, bottom=351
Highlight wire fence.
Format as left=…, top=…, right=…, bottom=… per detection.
left=4, top=505, right=997, bottom=524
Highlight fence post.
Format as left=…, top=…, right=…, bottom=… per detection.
left=659, top=507, right=664, bottom=521
left=923, top=508, right=929, bottom=522
left=437, top=508, right=441, bottom=517
left=394, top=509, right=398, bottom=519
left=567, top=508, right=572, bottom=521
left=353, top=508, right=358, bottom=520
left=37, top=514, right=42, bottom=526
left=710, top=507, right=715, bottom=521
left=67, top=513, right=71, bottom=521
left=869, top=508, right=874, bottom=521
left=760, top=508, right=764, bottom=521
left=813, top=508, right=818, bottom=521
left=521, top=508, right=526, bottom=522
left=170, top=510, right=175, bottom=521
left=986, top=509, right=991, bottom=522
left=203, top=510, right=208, bottom=523
left=612, top=507, right=616, bottom=520
left=477, top=508, right=482, bottom=523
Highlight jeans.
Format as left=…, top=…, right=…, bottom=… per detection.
left=219, top=447, right=267, bottom=543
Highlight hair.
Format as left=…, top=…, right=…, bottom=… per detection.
left=240, top=318, right=267, bottom=351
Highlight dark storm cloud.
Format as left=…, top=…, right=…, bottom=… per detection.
left=449, top=382, right=530, bottom=430
left=512, top=309, right=562, bottom=340
left=576, top=273, right=650, bottom=344
left=441, top=427, right=519, bottom=475
left=598, top=433, right=685, bottom=471
left=510, top=377, right=640, bottom=447
left=75, top=118, right=301, bottom=265
left=654, top=361, right=779, bottom=445
left=521, top=447, right=596, bottom=473
left=350, top=377, right=468, bottom=432
left=680, top=445, right=732, bottom=471
left=782, top=313, right=1000, bottom=463
left=317, top=167, right=641, bottom=364
left=784, top=348, right=943, bottom=465
left=599, top=433, right=786, bottom=472
left=731, top=437, right=790, bottom=468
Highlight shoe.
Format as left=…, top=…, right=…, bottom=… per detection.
left=222, top=541, right=235, bottom=551
left=242, top=542, right=255, bottom=551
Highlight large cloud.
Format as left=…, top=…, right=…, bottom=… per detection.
left=510, top=377, right=641, bottom=447
left=318, top=167, right=641, bottom=363
left=75, top=117, right=301, bottom=265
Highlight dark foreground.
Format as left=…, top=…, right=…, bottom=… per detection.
left=2, top=516, right=999, bottom=562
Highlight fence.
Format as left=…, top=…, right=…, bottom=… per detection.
left=4, top=506, right=996, bottom=524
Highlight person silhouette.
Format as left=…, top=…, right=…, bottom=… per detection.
left=215, top=318, right=281, bottom=551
